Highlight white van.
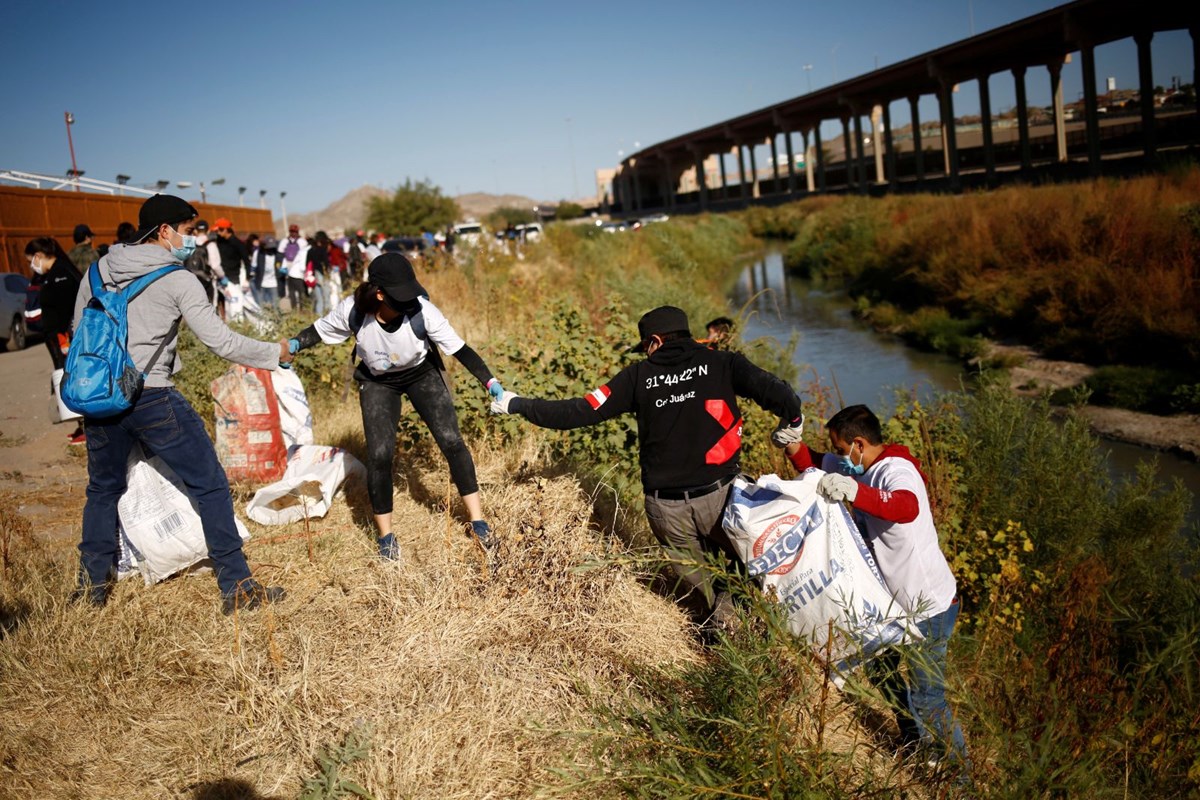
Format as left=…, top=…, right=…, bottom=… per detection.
left=452, top=222, right=485, bottom=247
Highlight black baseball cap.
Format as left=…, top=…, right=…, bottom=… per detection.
left=367, top=253, right=426, bottom=303
left=632, top=306, right=691, bottom=352
left=130, top=194, right=199, bottom=243
left=73, top=224, right=94, bottom=243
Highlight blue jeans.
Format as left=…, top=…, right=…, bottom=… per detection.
left=312, top=281, right=328, bottom=317
left=80, top=387, right=253, bottom=596
left=870, top=599, right=968, bottom=764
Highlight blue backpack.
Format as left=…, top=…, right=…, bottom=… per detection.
left=62, top=263, right=183, bottom=418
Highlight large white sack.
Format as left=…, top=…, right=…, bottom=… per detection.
left=49, top=368, right=82, bottom=424
left=271, top=368, right=314, bottom=448
left=117, top=443, right=251, bottom=585
left=245, top=445, right=365, bottom=525
left=723, top=471, right=917, bottom=678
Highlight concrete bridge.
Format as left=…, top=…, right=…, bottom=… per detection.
left=604, top=0, right=1199, bottom=215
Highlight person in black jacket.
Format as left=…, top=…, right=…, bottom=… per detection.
left=490, top=305, right=805, bottom=631
left=26, top=237, right=85, bottom=442
left=212, top=218, right=250, bottom=286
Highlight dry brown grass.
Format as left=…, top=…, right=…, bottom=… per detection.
left=0, top=400, right=702, bottom=799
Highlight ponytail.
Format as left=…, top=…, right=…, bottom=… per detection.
left=353, top=281, right=384, bottom=317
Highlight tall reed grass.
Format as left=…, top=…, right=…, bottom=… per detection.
left=751, top=167, right=1200, bottom=375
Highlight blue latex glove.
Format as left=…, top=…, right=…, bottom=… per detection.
left=280, top=338, right=299, bottom=370
left=218, top=276, right=230, bottom=288
left=487, top=378, right=504, bottom=399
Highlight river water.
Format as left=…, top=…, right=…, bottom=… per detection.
left=730, top=248, right=1200, bottom=532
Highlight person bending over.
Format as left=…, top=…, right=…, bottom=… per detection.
left=787, top=404, right=967, bottom=769
left=286, top=253, right=503, bottom=560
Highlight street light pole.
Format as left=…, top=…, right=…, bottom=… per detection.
left=803, top=64, right=813, bottom=94
left=280, top=191, right=288, bottom=231
left=259, top=190, right=267, bottom=210
left=238, top=186, right=246, bottom=207
left=64, top=111, right=80, bottom=192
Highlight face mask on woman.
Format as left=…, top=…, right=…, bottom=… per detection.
left=29, top=255, right=46, bottom=275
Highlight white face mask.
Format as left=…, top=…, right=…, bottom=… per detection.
left=29, top=256, right=45, bottom=275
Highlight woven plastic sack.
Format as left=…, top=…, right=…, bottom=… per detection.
left=723, top=471, right=918, bottom=679
left=117, top=443, right=250, bottom=585
left=245, top=445, right=365, bottom=526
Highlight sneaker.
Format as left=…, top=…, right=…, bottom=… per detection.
left=68, top=431, right=87, bottom=446
left=221, top=582, right=286, bottom=616
left=709, top=591, right=741, bottom=635
left=377, top=533, right=400, bottom=561
left=471, top=520, right=496, bottom=551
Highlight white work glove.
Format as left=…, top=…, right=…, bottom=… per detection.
left=817, top=473, right=859, bottom=504
left=490, top=390, right=520, bottom=415
left=770, top=414, right=805, bottom=448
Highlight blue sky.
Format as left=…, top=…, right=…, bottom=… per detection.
left=1, top=0, right=1193, bottom=214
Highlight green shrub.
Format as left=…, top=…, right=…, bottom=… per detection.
left=1074, top=365, right=1200, bottom=414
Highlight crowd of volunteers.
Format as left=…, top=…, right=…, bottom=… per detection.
left=23, top=192, right=969, bottom=774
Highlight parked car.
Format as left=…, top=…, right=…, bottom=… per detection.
left=515, top=222, right=544, bottom=243
left=0, top=272, right=38, bottom=351
left=382, top=237, right=429, bottom=261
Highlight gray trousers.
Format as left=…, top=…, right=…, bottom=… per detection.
left=643, top=485, right=738, bottom=614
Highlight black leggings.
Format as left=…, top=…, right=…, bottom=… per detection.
left=359, top=369, right=478, bottom=514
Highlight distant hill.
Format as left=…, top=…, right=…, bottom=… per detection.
left=276, top=184, right=389, bottom=237
left=276, top=187, right=543, bottom=236
left=455, top=192, right=541, bottom=222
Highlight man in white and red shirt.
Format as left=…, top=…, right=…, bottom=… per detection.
left=785, top=404, right=967, bottom=769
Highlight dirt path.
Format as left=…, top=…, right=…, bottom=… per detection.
left=987, top=344, right=1200, bottom=461
left=0, top=346, right=89, bottom=545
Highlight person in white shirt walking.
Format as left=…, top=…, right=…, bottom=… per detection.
left=279, top=224, right=309, bottom=312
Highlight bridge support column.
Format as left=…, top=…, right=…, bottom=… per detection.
left=938, top=79, right=961, bottom=189
left=719, top=152, right=729, bottom=200
left=853, top=112, right=868, bottom=192
left=1049, top=58, right=1068, bottom=163
left=736, top=144, right=748, bottom=201
left=840, top=116, right=853, bottom=188
left=803, top=129, right=816, bottom=192
left=871, top=105, right=885, bottom=185
left=1013, top=66, right=1032, bottom=172
left=661, top=158, right=676, bottom=211
left=692, top=148, right=708, bottom=211
left=1079, top=43, right=1102, bottom=175
left=748, top=143, right=760, bottom=199
left=769, top=135, right=780, bottom=194
left=882, top=102, right=896, bottom=184
left=909, top=95, right=925, bottom=185
left=785, top=130, right=796, bottom=193
left=978, top=73, right=995, bottom=183
left=814, top=125, right=826, bottom=191
left=1135, top=31, right=1157, bottom=158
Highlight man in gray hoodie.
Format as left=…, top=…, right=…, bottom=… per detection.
left=72, top=194, right=295, bottom=615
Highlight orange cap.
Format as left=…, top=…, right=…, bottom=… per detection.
left=214, top=217, right=232, bottom=230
